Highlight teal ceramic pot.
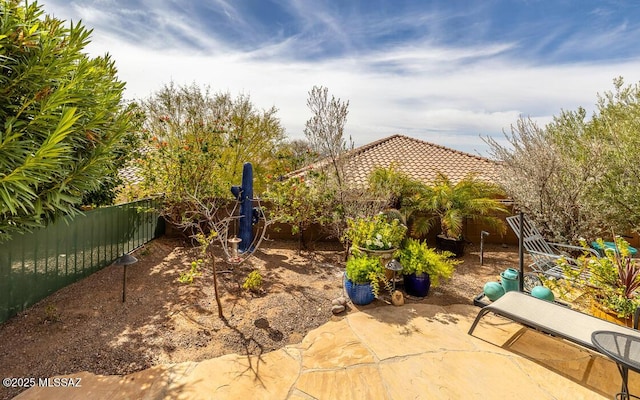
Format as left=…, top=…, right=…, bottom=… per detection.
left=483, top=281, right=505, bottom=301
left=530, top=285, right=555, bottom=302
left=500, top=268, right=520, bottom=292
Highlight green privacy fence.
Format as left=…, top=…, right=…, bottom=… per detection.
left=0, top=197, right=164, bottom=323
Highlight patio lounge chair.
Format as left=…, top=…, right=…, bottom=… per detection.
left=469, top=291, right=640, bottom=399
left=506, top=215, right=600, bottom=291
left=468, top=291, right=640, bottom=351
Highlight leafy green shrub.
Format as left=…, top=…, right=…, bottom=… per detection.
left=398, top=239, right=459, bottom=287
left=0, top=1, right=133, bottom=241
left=344, top=214, right=407, bottom=250
left=242, top=270, right=263, bottom=292
left=263, top=174, right=329, bottom=237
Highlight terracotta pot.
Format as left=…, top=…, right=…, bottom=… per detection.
left=590, top=300, right=632, bottom=327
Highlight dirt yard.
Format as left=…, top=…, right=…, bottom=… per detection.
left=0, top=236, right=521, bottom=399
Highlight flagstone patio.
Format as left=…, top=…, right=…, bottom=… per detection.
left=16, top=303, right=637, bottom=399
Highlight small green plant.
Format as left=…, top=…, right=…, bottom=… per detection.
left=139, top=246, right=151, bottom=257
left=242, top=270, right=264, bottom=292
left=179, top=258, right=203, bottom=284
left=343, top=214, right=407, bottom=250
left=398, top=238, right=459, bottom=287
left=346, top=254, right=381, bottom=283
left=43, top=304, right=61, bottom=323
left=345, top=254, right=391, bottom=297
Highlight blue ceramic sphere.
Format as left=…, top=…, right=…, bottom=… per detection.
left=483, top=281, right=505, bottom=301
left=531, top=285, right=555, bottom=302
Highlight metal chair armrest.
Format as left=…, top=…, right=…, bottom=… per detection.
left=526, top=249, right=590, bottom=281
left=549, top=242, right=600, bottom=258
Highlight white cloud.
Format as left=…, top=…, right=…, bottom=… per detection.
left=92, top=37, right=640, bottom=155
left=42, top=0, right=640, bottom=156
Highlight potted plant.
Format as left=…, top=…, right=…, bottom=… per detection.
left=398, top=238, right=459, bottom=297
left=343, top=213, right=407, bottom=267
left=558, top=236, right=640, bottom=326
left=344, top=253, right=389, bottom=305
left=402, top=172, right=508, bottom=256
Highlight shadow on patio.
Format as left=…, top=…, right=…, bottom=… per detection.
left=16, top=303, right=638, bottom=399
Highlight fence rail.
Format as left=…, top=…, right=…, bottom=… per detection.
left=0, top=197, right=164, bottom=323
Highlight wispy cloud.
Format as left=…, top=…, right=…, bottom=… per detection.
left=41, top=0, right=640, bottom=156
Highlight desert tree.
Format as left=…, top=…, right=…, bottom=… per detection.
left=0, top=1, right=132, bottom=241
left=297, top=86, right=395, bottom=245
left=304, top=85, right=352, bottom=188
left=583, top=77, right=640, bottom=233
left=303, top=86, right=360, bottom=241
left=485, top=115, right=601, bottom=242
left=486, top=77, right=640, bottom=242
left=136, top=82, right=285, bottom=318
left=136, top=82, right=286, bottom=224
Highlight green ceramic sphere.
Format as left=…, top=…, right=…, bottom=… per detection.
left=483, top=281, right=505, bottom=301
left=530, top=285, right=555, bottom=302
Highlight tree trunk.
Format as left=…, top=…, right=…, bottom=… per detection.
left=208, top=245, right=224, bottom=318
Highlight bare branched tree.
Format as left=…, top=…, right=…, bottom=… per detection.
left=485, top=116, right=602, bottom=242
left=301, top=86, right=393, bottom=245
left=304, top=86, right=353, bottom=188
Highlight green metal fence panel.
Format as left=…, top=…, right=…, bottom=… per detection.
left=0, top=197, right=164, bottom=324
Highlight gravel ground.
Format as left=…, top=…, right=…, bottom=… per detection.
left=0, top=236, right=520, bottom=399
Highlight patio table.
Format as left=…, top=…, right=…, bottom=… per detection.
left=592, top=330, right=640, bottom=400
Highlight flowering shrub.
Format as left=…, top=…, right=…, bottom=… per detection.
left=343, top=214, right=407, bottom=250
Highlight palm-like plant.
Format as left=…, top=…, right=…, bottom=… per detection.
left=405, top=172, right=508, bottom=240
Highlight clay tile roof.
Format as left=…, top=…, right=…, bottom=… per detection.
left=119, top=163, right=143, bottom=185
left=292, top=134, right=499, bottom=187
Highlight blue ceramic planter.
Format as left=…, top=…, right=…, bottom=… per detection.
left=403, top=273, right=431, bottom=297
left=344, top=277, right=375, bottom=305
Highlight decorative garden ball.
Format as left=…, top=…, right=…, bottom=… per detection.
left=531, top=285, right=555, bottom=302
left=391, top=290, right=405, bottom=306
left=483, top=281, right=505, bottom=301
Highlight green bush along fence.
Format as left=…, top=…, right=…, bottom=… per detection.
left=0, top=197, right=164, bottom=323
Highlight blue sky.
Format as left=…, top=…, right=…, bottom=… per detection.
left=42, top=0, right=640, bottom=156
